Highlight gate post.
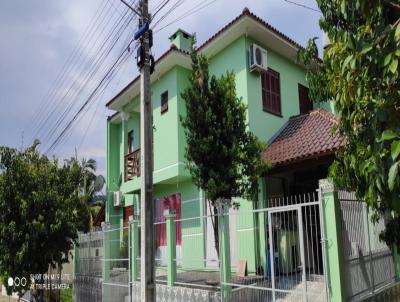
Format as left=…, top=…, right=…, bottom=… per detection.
left=130, top=219, right=139, bottom=282
left=319, top=179, right=346, bottom=302
left=165, top=209, right=177, bottom=287
left=219, top=203, right=232, bottom=301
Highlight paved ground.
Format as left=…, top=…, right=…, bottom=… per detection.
left=0, top=296, right=18, bottom=302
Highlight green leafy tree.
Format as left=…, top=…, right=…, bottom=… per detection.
left=181, top=47, right=269, bottom=256
left=298, top=1, right=400, bottom=247
left=78, top=157, right=106, bottom=228
left=0, top=141, right=90, bottom=298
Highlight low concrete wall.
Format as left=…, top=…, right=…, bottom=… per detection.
left=73, top=276, right=102, bottom=302
left=131, top=282, right=220, bottom=302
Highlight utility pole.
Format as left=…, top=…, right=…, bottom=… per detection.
left=120, top=0, right=155, bottom=300
left=138, top=0, right=155, bottom=301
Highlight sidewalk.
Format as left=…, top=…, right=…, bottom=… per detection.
left=0, top=296, right=18, bottom=302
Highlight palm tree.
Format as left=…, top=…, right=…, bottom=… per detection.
left=80, top=158, right=106, bottom=230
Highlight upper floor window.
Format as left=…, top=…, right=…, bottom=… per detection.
left=127, top=130, right=134, bottom=154
left=261, top=69, right=281, bottom=116
left=161, top=91, right=168, bottom=114
left=298, top=84, right=313, bottom=114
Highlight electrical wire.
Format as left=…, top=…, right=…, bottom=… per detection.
left=283, top=0, right=321, bottom=13
left=47, top=48, right=134, bottom=154
left=30, top=0, right=110, bottom=139
left=76, top=30, right=137, bottom=152
left=32, top=1, right=124, bottom=141
left=44, top=40, right=137, bottom=154
left=151, top=0, right=187, bottom=29
left=77, top=46, right=134, bottom=152
left=40, top=6, right=136, bottom=148
left=152, top=0, right=171, bottom=20
left=34, top=0, right=139, bottom=147
left=153, top=0, right=217, bottom=33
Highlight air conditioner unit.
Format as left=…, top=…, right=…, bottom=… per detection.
left=249, top=44, right=268, bottom=73
left=113, top=191, right=123, bottom=207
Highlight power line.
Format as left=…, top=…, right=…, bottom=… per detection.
left=33, top=0, right=139, bottom=145
left=107, top=0, right=126, bottom=18
left=283, top=0, right=321, bottom=13
left=151, top=0, right=186, bottom=29
left=120, top=0, right=142, bottom=15
left=152, top=0, right=171, bottom=20
left=29, top=0, right=110, bottom=139
left=153, top=0, right=217, bottom=33
left=40, top=6, right=137, bottom=148
left=44, top=39, right=137, bottom=154
left=76, top=45, right=134, bottom=152
left=32, top=0, right=123, bottom=141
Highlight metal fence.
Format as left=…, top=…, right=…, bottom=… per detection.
left=103, top=223, right=130, bottom=302
left=147, top=192, right=328, bottom=302
left=338, top=191, right=396, bottom=301
left=173, top=214, right=221, bottom=291
left=73, top=189, right=399, bottom=302
left=222, top=193, right=327, bottom=302
left=73, top=228, right=103, bottom=302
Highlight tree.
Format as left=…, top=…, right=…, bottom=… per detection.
left=298, top=1, right=400, bottom=248
left=181, top=48, right=269, bottom=256
left=0, top=141, right=90, bottom=299
left=79, top=157, right=106, bottom=229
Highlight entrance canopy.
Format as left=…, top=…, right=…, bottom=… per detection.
left=262, top=109, right=346, bottom=197
left=263, top=108, right=345, bottom=169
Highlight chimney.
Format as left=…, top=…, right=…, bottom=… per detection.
left=169, top=29, right=193, bottom=53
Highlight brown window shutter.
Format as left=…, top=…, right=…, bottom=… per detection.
left=261, top=69, right=281, bottom=116
left=298, top=84, right=313, bottom=114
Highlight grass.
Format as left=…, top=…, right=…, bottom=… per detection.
left=60, top=287, right=72, bottom=302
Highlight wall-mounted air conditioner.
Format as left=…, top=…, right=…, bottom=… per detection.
left=113, top=191, right=123, bottom=207
left=249, top=44, right=268, bottom=73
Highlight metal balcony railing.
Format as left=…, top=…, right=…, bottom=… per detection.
left=125, top=149, right=140, bottom=181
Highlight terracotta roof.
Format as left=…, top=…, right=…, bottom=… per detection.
left=262, top=109, right=345, bottom=167
left=106, top=8, right=307, bottom=109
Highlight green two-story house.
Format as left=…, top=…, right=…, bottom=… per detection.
left=104, top=8, right=335, bottom=276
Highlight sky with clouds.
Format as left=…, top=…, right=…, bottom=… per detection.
left=0, top=0, right=321, bottom=176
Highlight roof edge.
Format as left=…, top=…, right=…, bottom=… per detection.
left=106, top=8, right=310, bottom=109
left=105, top=46, right=189, bottom=108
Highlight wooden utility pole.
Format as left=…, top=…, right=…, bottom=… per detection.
left=138, top=0, right=155, bottom=301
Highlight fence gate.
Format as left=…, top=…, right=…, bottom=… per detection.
left=225, top=192, right=327, bottom=302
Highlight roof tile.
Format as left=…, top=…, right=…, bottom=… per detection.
left=262, top=109, right=345, bottom=167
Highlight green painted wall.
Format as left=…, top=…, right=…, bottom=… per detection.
left=105, top=31, right=333, bottom=275
left=106, top=121, right=122, bottom=225
left=153, top=180, right=206, bottom=269
left=245, top=37, right=308, bottom=142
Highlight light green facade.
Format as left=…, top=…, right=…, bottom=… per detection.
left=105, top=26, right=333, bottom=276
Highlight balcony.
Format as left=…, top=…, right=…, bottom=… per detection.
left=125, top=149, right=140, bottom=182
